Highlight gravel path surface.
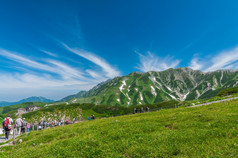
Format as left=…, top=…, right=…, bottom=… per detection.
left=189, top=97, right=238, bottom=108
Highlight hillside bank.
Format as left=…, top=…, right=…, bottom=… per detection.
left=1, top=99, right=238, bottom=157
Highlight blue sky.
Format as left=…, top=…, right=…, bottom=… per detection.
left=1, top=0, right=238, bottom=101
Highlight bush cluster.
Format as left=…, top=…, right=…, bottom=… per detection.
left=217, top=86, right=238, bottom=96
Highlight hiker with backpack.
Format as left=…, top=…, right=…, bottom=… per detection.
left=3, top=114, right=13, bottom=140
left=140, top=107, right=143, bottom=113
left=134, top=108, right=137, bottom=114
left=21, top=118, right=26, bottom=134
left=15, top=117, right=23, bottom=135
left=146, top=106, right=150, bottom=112
left=43, top=121, right=46, bottom=129
left=73, top=117, right=76, bottom=123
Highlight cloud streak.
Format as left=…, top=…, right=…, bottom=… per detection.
left=0, top=48, right=85, bottom=80
left=41, top=50, right=58, bottom=57
left=136, top=51, right=181, bottom=72
left=189, top=58, right=204, bottom=70
left=189, top=46, right=238, bottom=72
left=205, top=47, right=238, bottom=72
left=62, top=43, right=121, bottom=78
left=0, top=47, right=120, bottom=101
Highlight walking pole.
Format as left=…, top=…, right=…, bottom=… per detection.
left=13, top=127, right=15, bottom=145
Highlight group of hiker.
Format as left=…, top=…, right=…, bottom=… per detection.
left=133, top=106, right=150, bottom=114
left=88, top=115, right=95, bottom=120
left=15, top=117, right=30, bottom=134
left=1, top=115, right=82, bottom=140
left=2, top=114, right=31, bottom=140
left=37, top=119, right=73, bottom=130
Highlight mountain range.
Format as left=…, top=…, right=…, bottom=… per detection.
left=61, top=68, right=238, bottom=106
left=0, top=96, right=55, bottom=107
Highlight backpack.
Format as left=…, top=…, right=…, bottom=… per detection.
left=4, top=118, right=9, bottom=127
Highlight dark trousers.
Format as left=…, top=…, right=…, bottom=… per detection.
left=21, top=127, right=25, bottom=133
left=5, top=128, right=10, bottom=139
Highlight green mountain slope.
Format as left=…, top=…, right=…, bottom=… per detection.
left=2, top=99, right=238, bottom=157
left=63, top=68, right=238, bottom=106
left=0, top=102, right=45, bottom=121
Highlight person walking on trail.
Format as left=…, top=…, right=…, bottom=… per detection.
left=140, top=107, right=143, bottom=113
left=43, top=121, right=46, bottom=129
left=15, top=117, right=23, bottom=135
left=3, top=114, right=13, bottom=140
left=146, top=106, right=150, bottom=112
left=27, top=123, right=31, bottom=132
left=21, top=118, right=26, bottom=134
left=134, top=108, right=138, bottom=114
left=58, top=120, right=61, bottom=126
left=91, top=115, right=95, bottom=120
left=38, top=122, right=42, bottom=130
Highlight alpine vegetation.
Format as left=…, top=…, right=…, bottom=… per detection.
left=62, top=68, right=238, bottom=106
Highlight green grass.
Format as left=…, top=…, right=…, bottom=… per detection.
left=0, top=99, right=237, bottom=157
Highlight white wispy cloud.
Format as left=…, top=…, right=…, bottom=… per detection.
left=47, top=60, right=85, bottom=79
left=0, top=72, right=97, bottom=101
left=0, top=48, right=118, bottom=101
left=62, top=43, right=121, bottom=78
left=86, top=69, right=106, bottom=80
left=0, top=48, right=85, bottom=80
left=136, top=51, right=181, bottom=72
left=189, top=58, right=204, bottom=70
left=41, top=50, right=58, bottom=57
left=205, top=47, right=238, bottom=72
left=189, top=46, right=238, bottom=72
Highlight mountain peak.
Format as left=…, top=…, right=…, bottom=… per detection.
left=61, top=67, right=238, bottom=106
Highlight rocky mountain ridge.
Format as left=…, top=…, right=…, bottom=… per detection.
left=62, top=68, right=238, bottom=106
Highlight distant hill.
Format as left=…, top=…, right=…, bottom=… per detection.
left=0, top=96, right=55, bottom=107
left=60, top=91, right=87, bottom=102
left=61, top=68, right=238, bottom=106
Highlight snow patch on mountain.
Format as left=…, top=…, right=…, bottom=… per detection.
left=140, top=92, right=143, bottom=101
left=127, top=85, right=131, bottom=92
left=149, top=76, right=161, bottom=89
left=119, top=80, right=127, bottom=93
left=166, top=86, right=172, bottom=91
left=182, top=92, right=189, bottom=101
left=196, top=90, right=201, bottom=98
left=213, top=77, right=218, bottom=88
left=150, top=85, right=157, bottom=96
left=168, top=94, right=177, bottom=100
left=220, top=71, right=223, bottom=86
left=126, top=93, right=131, bottom=101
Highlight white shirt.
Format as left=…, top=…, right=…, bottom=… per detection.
left=15, top=118, right=23, bottom=126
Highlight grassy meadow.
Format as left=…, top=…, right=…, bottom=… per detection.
left=0, top=99, right=237, bottom=157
